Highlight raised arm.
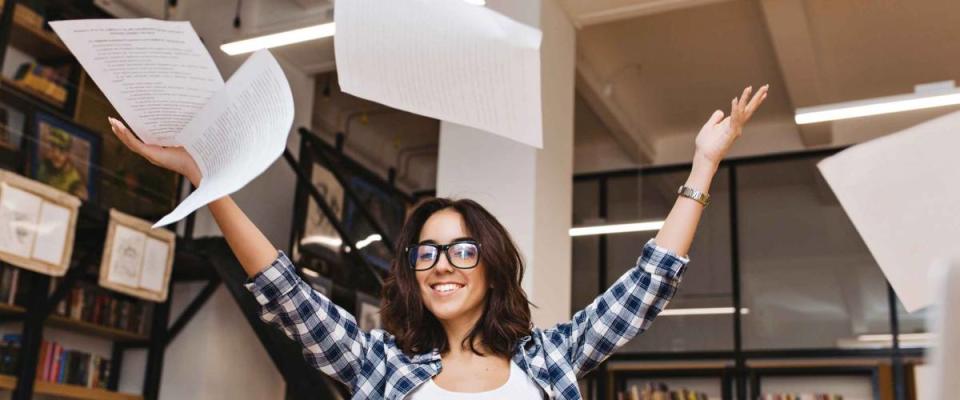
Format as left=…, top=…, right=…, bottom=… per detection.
left=547, top=85, right=768, bottom=376
left=108, top=118, right=370, bottom=388
left=655, top=85, right=768, bottom=256
left=108, top=117, right=276, bottom=277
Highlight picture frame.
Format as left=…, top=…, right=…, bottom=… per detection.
left=355, top=291, right=382, bottom=331
left=0, top=170, right=81, bottom=276
left=342, top=176, right=406, bottom=271
left=31, top=112, right=100, bottom=202
left=0, top=101, right=25, bottom=151
left=296, top=164, right=345, bottom=260
left=99, top=209, right=175, bottom=302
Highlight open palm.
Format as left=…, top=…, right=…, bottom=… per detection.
left=108, top=117, right=202, bottom=185
left=695, top=85, right=768, bottom=165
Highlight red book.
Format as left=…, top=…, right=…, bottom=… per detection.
left=36, top=341, right=48, bottom=380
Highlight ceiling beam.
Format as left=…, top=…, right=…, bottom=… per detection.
left=571, top=0, right=733, bottom=28
left=759, top=0, right=833, bottom=147
left=576, top=58, right=655, bottom=164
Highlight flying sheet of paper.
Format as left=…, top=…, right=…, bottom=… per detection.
left=155, top=50, right=294, bottom=227
left=50, top=19, right=224, bottom=146
left=335, top=0, right=544, bottom=148
left=817, top=111, right=960, bottom=312
left=50, top=19, right=294, bottom=227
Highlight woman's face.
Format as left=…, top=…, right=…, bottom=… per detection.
left=415, top=209, right=488, bottom=324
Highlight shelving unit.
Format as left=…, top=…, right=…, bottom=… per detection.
left=0, top=2, right=222, bottom=399
left=0, top=373, right=143, bottom=400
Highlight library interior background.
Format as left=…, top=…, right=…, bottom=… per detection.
left=0, top=0, right=955, bottom=399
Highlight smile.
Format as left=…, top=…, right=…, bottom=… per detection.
left=430, top=282, right=465, bottom=295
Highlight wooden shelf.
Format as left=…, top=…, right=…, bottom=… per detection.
left=47, top=315, right=148, bottom=342
left=0, top=374, right=142, bottom=400
left=1, top=77, right=68, bottom=110
left=2, top=2, right=71, bottom=60
left=0, top=302, right=24, bottom=315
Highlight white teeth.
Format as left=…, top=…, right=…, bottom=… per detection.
left=432, top=283, right=463, bottom=293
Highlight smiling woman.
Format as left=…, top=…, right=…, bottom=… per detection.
left=108, top=83, right=767, bottom=399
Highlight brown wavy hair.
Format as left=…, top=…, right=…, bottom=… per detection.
left=381, top=198, right=532, bottom=357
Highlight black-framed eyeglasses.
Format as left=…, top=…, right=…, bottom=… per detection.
left=406, top=240, right=481, bottom=271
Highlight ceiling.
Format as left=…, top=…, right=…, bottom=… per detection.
left=567, top=0, right=960, bottom=165
left=100, top=0, right=960, bottom=182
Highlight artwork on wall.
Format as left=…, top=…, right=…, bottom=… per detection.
left=0, top=101, right=25, bottom=151
left=0, top=171, right=81, bottom=276
left=298, top=164, right=345, bottom=259
left=31, top=112, right=100, bottom=202
left=355, top=291, right=382, bottom=331
left=99, top=209, right=175, bottom=302
left=342, top=176, right=406, bottom=271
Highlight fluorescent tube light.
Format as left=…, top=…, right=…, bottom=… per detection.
left=569, top=220, right=664, bottom=237
left=659, top=307, right=749, bottom=317
left=795, top=83, right=960, bottom=124
left=221, top=22, right=336, bottom=55
left=462, top=0, right=486, bottom=5
left=857, top=333, right=936, bottom=343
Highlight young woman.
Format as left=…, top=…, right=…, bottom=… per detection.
left=108, top=85, right=767, bottom=399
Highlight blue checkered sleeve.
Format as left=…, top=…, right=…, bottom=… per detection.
left=546, top=239, right=688, bottom=376
left=244, top=251, right=368, bottom=390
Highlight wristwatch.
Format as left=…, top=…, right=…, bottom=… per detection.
left=677, top=185, right=710, bottom=207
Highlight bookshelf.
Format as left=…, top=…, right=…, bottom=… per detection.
left=0, top=2, right=221, bottom=400
left=0, top=373, right=143, bottom=400
left=2, top=0, right=70, bottom=60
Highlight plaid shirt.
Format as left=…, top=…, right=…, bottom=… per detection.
left=245, top=239, right=688, bottom=399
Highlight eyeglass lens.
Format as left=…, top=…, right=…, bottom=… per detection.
left=409, top=242, right=479, bottom=270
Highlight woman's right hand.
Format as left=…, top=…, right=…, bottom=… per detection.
left=108, top=117, right=202, bottom=186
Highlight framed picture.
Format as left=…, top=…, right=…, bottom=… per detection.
left=31, top=112, right=100, bottom=202
left=0, top=101, right=25, bottom=151
left=355, top=291, right=382, bottom=331
left=342, top=176, right=406, bottom=271
left=297, top=164, right=345, bottom=260
left=0, top=171, right=81, bottom=276
left=99, top=209, right=175, bottom=302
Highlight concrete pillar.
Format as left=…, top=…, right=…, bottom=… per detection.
left=437, top=0, right=575, bottom=328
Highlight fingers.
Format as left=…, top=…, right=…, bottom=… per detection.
left=744, top=84, right=769, bottom=116
left=108, top=117, right=159, bottom=162
left=738, top=86, right=752, bottom=111
left=705, top=109, right=725, bottom=127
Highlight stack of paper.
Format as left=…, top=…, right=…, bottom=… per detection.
left=49, top=19, right=294, bottom=227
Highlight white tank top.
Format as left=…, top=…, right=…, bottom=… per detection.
left=407, top=360, right=545, bottom=399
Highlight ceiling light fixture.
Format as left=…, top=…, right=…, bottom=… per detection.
left=659, top=307, right=749, bottom=317
left=569, top=220, right=664, bottom=237
left=795, top=80, right=960, bottom=124
left=221, top=22, right=336, bottom=55
left=462, top=0, right=486, bottom=5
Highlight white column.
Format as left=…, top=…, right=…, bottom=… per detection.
left=436, top=0, right=575, bottom=328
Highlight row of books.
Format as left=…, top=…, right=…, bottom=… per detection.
left=760, top=395, right=843, bottom=400
left=0, top=263, right=153, bottom=335
left=53, top=283, right=153, bottom=336
left=0, top=334, right=20, bottom=374
left=36, top=338, right=112, bottom=389
left=621, top=383, right=710, bottom=400
left=0, top=265, right=26, bottom=306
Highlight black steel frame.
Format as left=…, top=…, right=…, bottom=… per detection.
left=576, top=147, right=920, bottom=400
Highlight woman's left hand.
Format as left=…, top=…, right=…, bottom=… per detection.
left=694, top=85, right=769, bottom=167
